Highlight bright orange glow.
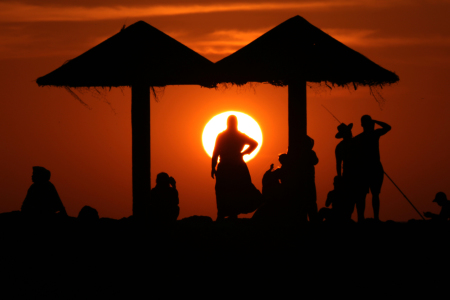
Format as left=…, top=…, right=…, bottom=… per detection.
left=202, top=111, right=263, bottom=162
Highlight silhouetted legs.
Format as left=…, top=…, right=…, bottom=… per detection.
left=356, top=195, right=366, bottom=222
left=368, top=168, right=383, bottom=221
left=356, top=192, right=381, bottom=222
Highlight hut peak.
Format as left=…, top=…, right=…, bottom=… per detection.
left=214, top=15, right=399, bottom=87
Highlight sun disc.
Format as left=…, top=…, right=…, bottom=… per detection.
left=202, top=111, right=263, bottom=162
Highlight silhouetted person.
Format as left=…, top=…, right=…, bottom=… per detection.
left=353, top=115, right=391, bottom=221
left=335, top=123, right=360, bottom=217
left=335, top=123, right=354, bottom=178
left=319, top=176, right=351, bottom=221
left=77, top=206, right=99, bottom=221
left=271, top=153, right=291, bottom=187
left=211, top=115, right=261, bottom=220
left=299, top=136, right=319, bottom=222
left=21, top=166, right=67, bottom=218
left=253, top=154, right=289, bottom=221
left=149, top=172, right=180, bottom=222
left=424, top=192, right=450, bottom=221
left=262, top=163, right=282, bottom=203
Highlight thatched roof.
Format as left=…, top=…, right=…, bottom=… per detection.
left=214, top=16, right=399, bottom=87
left=36, top=21, right=214, bottom=88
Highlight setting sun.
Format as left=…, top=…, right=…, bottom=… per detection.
left=202, top=111, right=263, bottom=162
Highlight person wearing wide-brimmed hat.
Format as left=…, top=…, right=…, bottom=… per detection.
left=424, top=192, right=450, bottom=221
left=335, top=123, right=354, bottom=177
left=334, top=123, right=358, bottom=220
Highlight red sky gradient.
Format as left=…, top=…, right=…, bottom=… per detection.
left=1, top=0, right=449, bottom=221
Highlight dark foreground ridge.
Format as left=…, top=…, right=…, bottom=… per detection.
left=1, top=211, right=449, bottom=297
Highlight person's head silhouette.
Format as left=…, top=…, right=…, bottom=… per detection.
left=32, top=166, right=51, bottom=183
left=307, top=136, right=314, bottom=150
left=156, top=172, right=170, bottom=187
left=227, top=115, right=238, bottom=131
left=278, top=153, right=288, bottom=165
left=433, top=192, right=448, bottom=206
left=333, top=176, right=343, bottom=189
left=361, top=115, right=375, bottom=132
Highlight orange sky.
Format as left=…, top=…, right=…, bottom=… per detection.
left=1, top=0, right=449, bottom=221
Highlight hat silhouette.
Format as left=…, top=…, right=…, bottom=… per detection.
left=335, top=123, right=353, bottom=139
left=433, top=192, right=447, bottom=202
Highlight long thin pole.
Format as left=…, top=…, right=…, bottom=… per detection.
left=131, top=84, right=150, bottom=219
left=383, top=173, right=425, bottom=220
left=322, top=104, right=425, bottom=220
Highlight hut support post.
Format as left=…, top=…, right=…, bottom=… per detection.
left=131, top=84, right=151, bottom=218
left=288, top=81, right=309, bottom=222
left=288, top=81, right=307, bottom=150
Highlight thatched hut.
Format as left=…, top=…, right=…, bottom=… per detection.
left=214, top=15, right=399, bottom=151
left=37, top=21, right=214, bottom=218
left=213, top=15, right=399, bottom=220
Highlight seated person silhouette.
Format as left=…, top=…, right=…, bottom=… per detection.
left=318, top=176, right=352, bottom=222
left=271, top=153, right=290, bottom=187
left=149, top=172, right=180, bottom=222
left=262, top=163, right=281, bottom=202
left=211, top=115, right=261, bottom=220
left=253, top=153, right=290, bottom=221
left=21, top=166, right=67, bottom=218
left=424, top=192, right=450, bottom=221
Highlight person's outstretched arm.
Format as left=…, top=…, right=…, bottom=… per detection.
left=424, top=211, right=439, bottom=219
left=374, top=120, right=391, bottom=136
left=241, top=135, right=258, bottom=156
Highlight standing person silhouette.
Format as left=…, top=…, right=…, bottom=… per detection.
left=335, top=123, right=359, bottom=219
left=299, top=136, right=319, bottom=222
left=353, top=115, right=391, bottom=221
left=211, top=115, right=259, bottom=220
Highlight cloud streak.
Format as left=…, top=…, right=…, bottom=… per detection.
left=0, top=1, right=389, bottom=22
left=324, top=28, right=450, bottom=48
left=181, top=29, right=268, bottom=57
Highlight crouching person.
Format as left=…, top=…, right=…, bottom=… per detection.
left=318, top=176, right=352, bottom=222
left=148, top=172, right=180, bottom=223
left=424, top=192, right=450, bottom=222
left=21, top=166, right=68, bottom=219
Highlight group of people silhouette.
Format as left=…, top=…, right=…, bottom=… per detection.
left=18, top=114, right=449, bottom=224
left=20, top=166, right=180, bottom=222
left=324, top=115, right=391, bottom=222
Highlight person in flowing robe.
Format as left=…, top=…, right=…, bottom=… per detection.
left=211, top=115, right=261, bottom=220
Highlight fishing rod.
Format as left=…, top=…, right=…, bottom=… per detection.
left=321, top=104, right=425, bottom=220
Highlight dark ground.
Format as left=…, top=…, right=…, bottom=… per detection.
left=0, top=212, right=448, bottom=297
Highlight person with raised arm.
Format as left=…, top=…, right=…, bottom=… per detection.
left=353, top=115, right=391, bottom=221
left=211, top=115, right=261, bottom=220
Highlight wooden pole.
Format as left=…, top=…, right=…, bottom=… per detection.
left=288, top=81, right=307, bottom=149
left=287, top=81, right=308, bottom=222
left=131, top=85, right=151, bottom=218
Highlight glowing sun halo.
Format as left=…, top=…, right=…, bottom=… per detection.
left=202, top=111, right=263, bottom=162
